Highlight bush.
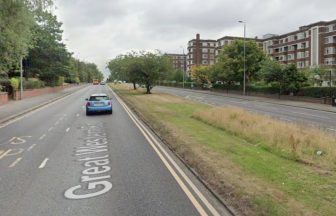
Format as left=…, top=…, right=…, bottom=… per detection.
left=22, top=79, right=45, bottom=89
left=10, top=77, right=19, bottom=90
left=297, top=87, right=336, bottom=98
left=57, top=76, right=64, bottom=86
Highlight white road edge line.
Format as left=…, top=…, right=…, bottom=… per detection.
left=66, top=127, right=70, bottom=132
left=109, top=86, right=220, bottom=216
left=27, top=144, right=37, bottom=152
left=39, top=158, right=49, bottom=169
left=48, top=127, right=54, bottom=132
left=39, top=134, right=46, bottom=140
left=9, top=157, right=22, bottom=168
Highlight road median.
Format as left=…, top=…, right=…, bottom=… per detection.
left=111, top=83, right=336, bottom=216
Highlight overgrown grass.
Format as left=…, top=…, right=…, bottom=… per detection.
left=193, top=107, right=336, bottom=169
left=111, top=83, right=336, bottom=216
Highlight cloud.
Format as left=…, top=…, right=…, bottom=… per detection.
left=53, top=0, right=336, bottom=78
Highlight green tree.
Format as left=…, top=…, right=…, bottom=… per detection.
left=282, top=64, right=308, bottom=94
left=107, top=51, right=172, bottom=93
left=140, top=52, right=171, bottom=94
left=0, top=0, right=35, bottom=83
left=191, top=65, right=210, bottom=87
left=216, top=40, right=266, bottom=85
left=259, top=58, right=284, bottom=95
left=25, top=11, right=72, bottom=86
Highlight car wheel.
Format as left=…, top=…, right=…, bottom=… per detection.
left=108, top=109, right=112, bottom=114
left=86, top=110, right=90, bottom=116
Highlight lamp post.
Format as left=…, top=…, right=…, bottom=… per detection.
left=238, top=20, right=246, bottom=95
left=180, top=46, right=185, bottom=88
left=20, top=58, right=23, bottom=100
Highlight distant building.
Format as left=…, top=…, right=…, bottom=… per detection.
left=186, top=34, right=259, bottom=75
left=261, top=20, right=336, bottom=72
left=186, top=34, right=217, bottom=75
left=166, top=53, right=187, bottom=73
left=184, top=19, right=336, bottom=82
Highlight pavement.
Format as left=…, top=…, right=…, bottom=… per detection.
left=154, top=86, right=336, bottom=133
left=0, top=84, right=231, bottom=216
left=0, top=85, right=87, bottom=124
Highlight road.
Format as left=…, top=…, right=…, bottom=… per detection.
left=154, top=86, right=336, bottom=133
left=0, top=85, right=230, bottom=216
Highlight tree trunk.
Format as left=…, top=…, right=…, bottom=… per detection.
left=133, top=82, right=136, bottom=90
left=146, top=83, right=151, bottom=94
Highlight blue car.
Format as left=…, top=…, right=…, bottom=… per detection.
left=86, top=93, right=112, bottom=115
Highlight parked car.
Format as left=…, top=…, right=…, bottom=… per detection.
left=100, top=81, right=106, bottom=85
left=85, top=93, right=112, bottom=115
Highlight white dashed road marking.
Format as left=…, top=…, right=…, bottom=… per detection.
left=39, top=158, right=49, bottom=169
left=27, top=144, right=37, bottom=152
left=9, top=157, right=22, bottom=168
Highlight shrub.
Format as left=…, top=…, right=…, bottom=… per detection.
left=22, top=79, right=45, bottom=89
left=10, top=77, right=20, bottom=90
left=298, top=87, right=336, bottom=98
left=57, top=76, right=64, bottom=86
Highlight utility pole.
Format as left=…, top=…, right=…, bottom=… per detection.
left=180, top=46, right=185, bottom=88
left=20, top=58, right=23, bottom=100
left=238, top=21, right=246, bottom=95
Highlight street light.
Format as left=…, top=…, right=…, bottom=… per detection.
left=20, top=58, right=23, bottom=100
left=180, top=46, right=186, bottom=88
left=238, top=20, right=246, bottom=95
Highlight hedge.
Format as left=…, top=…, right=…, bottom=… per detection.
left=298, top=87, right=336, bottom=98
left=160, top=80, right=336, bottom=98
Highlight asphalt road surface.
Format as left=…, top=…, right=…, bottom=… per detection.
left=155, top=86, right=336, bottom=133
left=0, top=85, right=231, bottom=216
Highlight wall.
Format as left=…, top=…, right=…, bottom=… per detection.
left=0, top=92, right=9, bottom=105
left=13, top=84, right=76, bottom=100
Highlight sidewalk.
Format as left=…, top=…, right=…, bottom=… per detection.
left=162, top=86, right=336, bottom=113
left=0, top=84, right=87, bottom=123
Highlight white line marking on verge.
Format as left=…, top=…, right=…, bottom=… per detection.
left=48, top=127, right=54, bottom=132
left=327, top=128, right=336, bottom=132
left=109, top=86, right=220, bottom=216
left=55, top=121, right=59, bottom=126
left=27, top=144, right=37, bottom=152
left=39, top=158, right=49, bottom=168
left=39, top=134, right=46, bottom=140
left=66, top=127, right=70, bottom=132
left=9, top=157, right=22, bottom=168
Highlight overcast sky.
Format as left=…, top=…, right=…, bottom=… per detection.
left=54, top=0, right=336, bottom=78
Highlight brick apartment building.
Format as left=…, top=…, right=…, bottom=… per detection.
left=186, top=34, right=259, bottom=75
left=177, top=19, right=336, bottom=80
left=166, top=53, right=187, bottom=73
left=262, top=20, right=336, bottom=75
left=186, top=34, right=217, bottom=76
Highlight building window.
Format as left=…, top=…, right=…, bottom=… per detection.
left=305, top=51, right=309, bottom=58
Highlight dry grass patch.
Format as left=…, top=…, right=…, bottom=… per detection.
left=193, top=106, right=336, bottom=169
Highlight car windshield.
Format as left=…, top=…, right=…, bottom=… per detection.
left=89, top=96, right=109, bottom=101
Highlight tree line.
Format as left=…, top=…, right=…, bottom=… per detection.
left=189, top=40, right=316, bottom=95
left=107, top=51, right=173, bottom=94
left=0, top=0, right=103, bottom=92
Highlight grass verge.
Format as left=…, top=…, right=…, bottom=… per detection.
left=111, top=83, right=336, bottom=216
